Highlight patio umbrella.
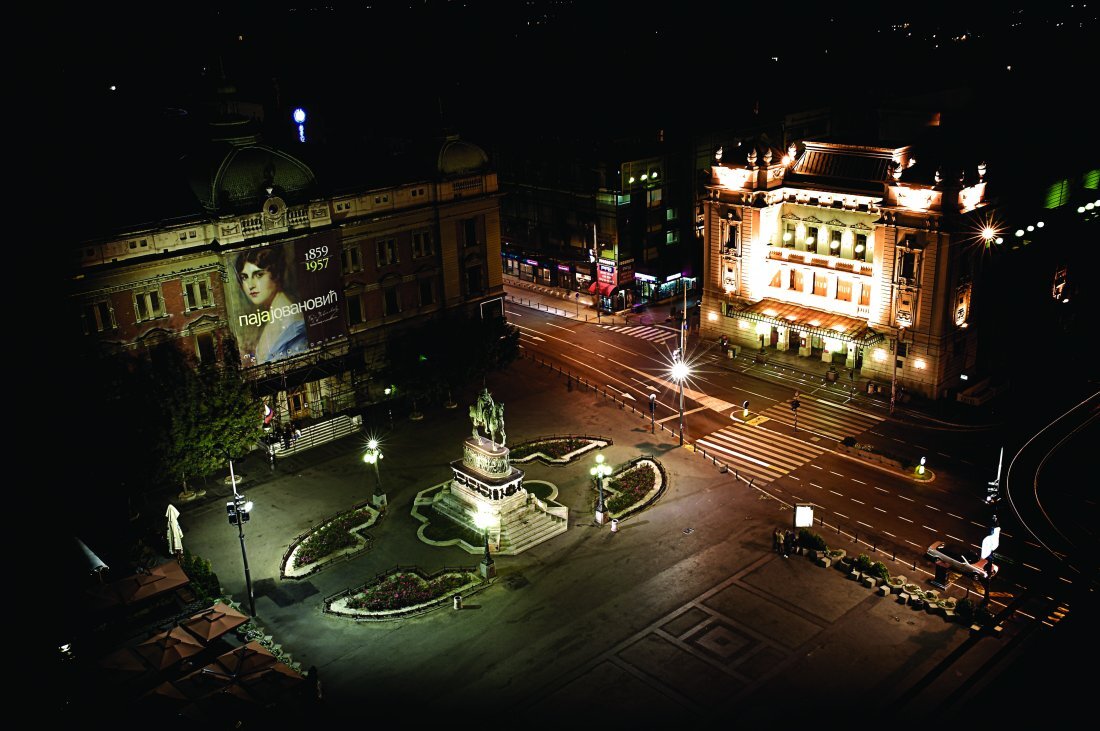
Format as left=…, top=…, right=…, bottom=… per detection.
left=134, top=626, right=204, bottom=670
left=166, top=504, right=183, bottom=556
left=180, top=602, right=249, bottom=643
left=107, top=560, right=191, bottom=606
left=97, top=646, right=151, bottom=684
left=213, top=641, right=278, bottom=677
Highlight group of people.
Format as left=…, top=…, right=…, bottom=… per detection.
left=773, top=527, right=799, bottom=558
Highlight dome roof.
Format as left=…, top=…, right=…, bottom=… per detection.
left=185, top=116, right=316, bottom=215
left=437, top=135, right=488, bottom=176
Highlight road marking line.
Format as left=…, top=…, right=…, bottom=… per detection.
left=946, top=533, right=964, bottom=542
left=835, top=512, right=849, bottom=519
left=924, top=504, right=941, bottom=512
left=850, top=498, right=865, bottom=505
left=830, top=471, right=844, bottom=477
left=852, top=479, right=867, bottom=485
left=922, top=525, right=937, bottom=532
left=948, top=513, right=964, bottom=520
left=899, top=516, right=914, bottom=523
left=884, top=531, right=896, bottom=538
left=829, top=490, right=843, bottom=496
left=899, top=495, right=914, bottom=502
left=873, top=486, right=888, bottom=493
left=858, top=521, right=873, bottom=528
left=874, top=507, right=887, bottom=513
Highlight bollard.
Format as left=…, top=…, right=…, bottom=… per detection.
left=610, top=518, right=619, bottom=533
left=453, top=594, right=462, bottom=610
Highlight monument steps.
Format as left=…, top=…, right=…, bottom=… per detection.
left=498, top=507, right=567, bottom=555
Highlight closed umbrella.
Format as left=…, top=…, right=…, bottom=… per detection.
left=166, top=504, right=184, bottom=558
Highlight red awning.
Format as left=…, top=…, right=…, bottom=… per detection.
left=587, top=281, right=617, bottom=297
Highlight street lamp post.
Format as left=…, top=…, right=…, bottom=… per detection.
left=890, top=325, right=907, bottom=414
left=363, top=439, right=387, bottom=507
left=590, top=453, right=613, bottom=525
left=473, top=510, right=496, bottom=579
left=671, top=356, right=689, bottom=446
left=224, top=455, right=256, bottom=617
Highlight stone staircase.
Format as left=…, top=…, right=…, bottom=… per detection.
left=428, top=485, right=568, bottom=556
left=497, top=500, right=568, bottom=555
left=268, top=414, right=361, bottom=458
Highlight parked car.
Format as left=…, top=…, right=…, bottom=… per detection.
left=926, top=541, right=999, bottom=579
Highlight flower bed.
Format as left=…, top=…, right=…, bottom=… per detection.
left=604, top=459, right=664, bottom=515
left=282, top=505, right=380, bottom=579
left=510, top=437, right=609, bottom=464
left=326, top=568, right=483, bottom=619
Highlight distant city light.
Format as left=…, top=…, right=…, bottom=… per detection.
left=292, top=108, right=306, bottom=124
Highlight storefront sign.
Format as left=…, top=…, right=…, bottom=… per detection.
left=665, top=272, right=682, bottom=282
left=525, top=259, right=539, bottom=266
left=557, top=264, right=571, bottom=272
left=634, top=272, right=656, bottom=282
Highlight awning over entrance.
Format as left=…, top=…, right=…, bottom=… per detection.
left=587, top=281, right=617, bottom=297
left=728, top=298, right=884, bottom=347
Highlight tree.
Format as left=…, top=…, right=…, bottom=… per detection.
left=158, top=351, right=264, bottom=497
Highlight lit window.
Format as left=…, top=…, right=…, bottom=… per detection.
left=133, top=287, right=164, bottom=322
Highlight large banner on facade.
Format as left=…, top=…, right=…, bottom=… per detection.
left=224, top=230, right=345, bottom=366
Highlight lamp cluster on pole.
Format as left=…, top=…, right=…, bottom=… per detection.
left=223, top=454, right=257, bottom=617
left=473, top=510, right=496, bottom=579
left=591, top=453, right=613, bottom=525
left=363, top=439, right=387, bottom=508
left=671, top=355, right=689, bottom=446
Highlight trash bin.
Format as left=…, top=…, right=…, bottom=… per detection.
left=826, top=367, right=838, bottom=383
left=610, top=518, right=619, bottom=533
left=453, top=594, right=462, bottom=610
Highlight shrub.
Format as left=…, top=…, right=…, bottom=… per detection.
left=294, top=507, right=374, bottom=568
left=972, top=606, right=995, bottom=627
left=956, top=597, right=975, bottom=621
left=605, top=462, right=658, bottom=513
left=510, top=439, right=588, bottom=460
left=855, top=553, right=874, bottom=572
left=869, top=561, right=890, bottom=583
left=841, top=436, right=857, bottom=447
left=180, top=550, right=221, bottom=603
left=345, top=571, right=476, bottom=612
left=798, top=529, right=827, bottom=551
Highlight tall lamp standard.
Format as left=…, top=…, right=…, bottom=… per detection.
left=363, top=439, right=387, bottom=508
left=590, top=453, right=613, bottom=525
left=223, top=453, right=256, bottom=617
left=890, top=324, right=907, bottom=415
left=473, top=510, right=496, bottom=579
left=670, top=357, right=689, bottom=446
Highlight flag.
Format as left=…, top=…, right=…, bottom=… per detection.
left=263, top=403, right=273, bottom=425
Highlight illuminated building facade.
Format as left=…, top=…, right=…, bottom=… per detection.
left=700, top=137, right=996, bottom=400
left=69, top=111, right=504, bottom=424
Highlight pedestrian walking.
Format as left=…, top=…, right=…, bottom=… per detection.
left=778, top=530, right=787, bottom=558
left=783, top=529, right=794, bottom=558
left=772, top=527, right=782, bottom=553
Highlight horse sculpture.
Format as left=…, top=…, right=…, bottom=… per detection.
left=470, top=389, right=496, bottom=443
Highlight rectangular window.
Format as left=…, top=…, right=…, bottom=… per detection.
left=346, top=292, right=364, bottom=325
left=374, top=194, right=390, bottom=205
left=836, top=279, right=852, bottom=302
left=376, top=238, right=397, bottom=267
left=813, top=273, right=828, bottom=296
left=419, top=278, right=434, bottom=306
left=81, top=300, right=115, bottom=334
left=830, top=229, right=842, bottom=253
left=196, top=332, right=216, bottom=362
left=665, top=230, right=679, bottom=245
left=647, top=188, right=663, bottom=208
left=855, top=234, right=868, bottom=261
left=412, top=230, right=434, bottom=258
left=383, top=286, right=399, bottom=316
left=769, top=270, right=782, bottom=288
left=466, top=265, right=483, bottom=294
left=783, top=223, right=796, bottom=247
left=183, top=277, right=214, bottom=311
left=665, top=207, right=678, bottom=221
left=463, top=219, right=479, bottom=248
left=134, top=287, right=164, bottom=322
left=789, top=270, right=804, bottom=291
left=899, top=251, right=916, bottom=280
left=342, top=245, right=362, bottom=273
left=859, top=283, right=871, bottom=306
left=806, top=227, right=820, bottom=250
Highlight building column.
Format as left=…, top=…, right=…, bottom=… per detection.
left=776, top=326, right=789, bottom=351
left=798, top=332, right=812, bottom=357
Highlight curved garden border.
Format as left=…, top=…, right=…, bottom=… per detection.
left=280, top=502, right=382, bottom=580
left=509, top=435, right=611, bottom=465
left=323, top=565, right=487, bottom=621
left=603, top=457, right=667, bottom=521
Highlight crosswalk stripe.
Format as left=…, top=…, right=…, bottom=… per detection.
left=695, top=423, right=825, bottom=485
left=599, top=324, right=678, bottom=342
left=761, top=399, right=880, bottom=440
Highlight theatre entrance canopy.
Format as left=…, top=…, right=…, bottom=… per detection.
left=726, top=298, right=884, bottom=348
